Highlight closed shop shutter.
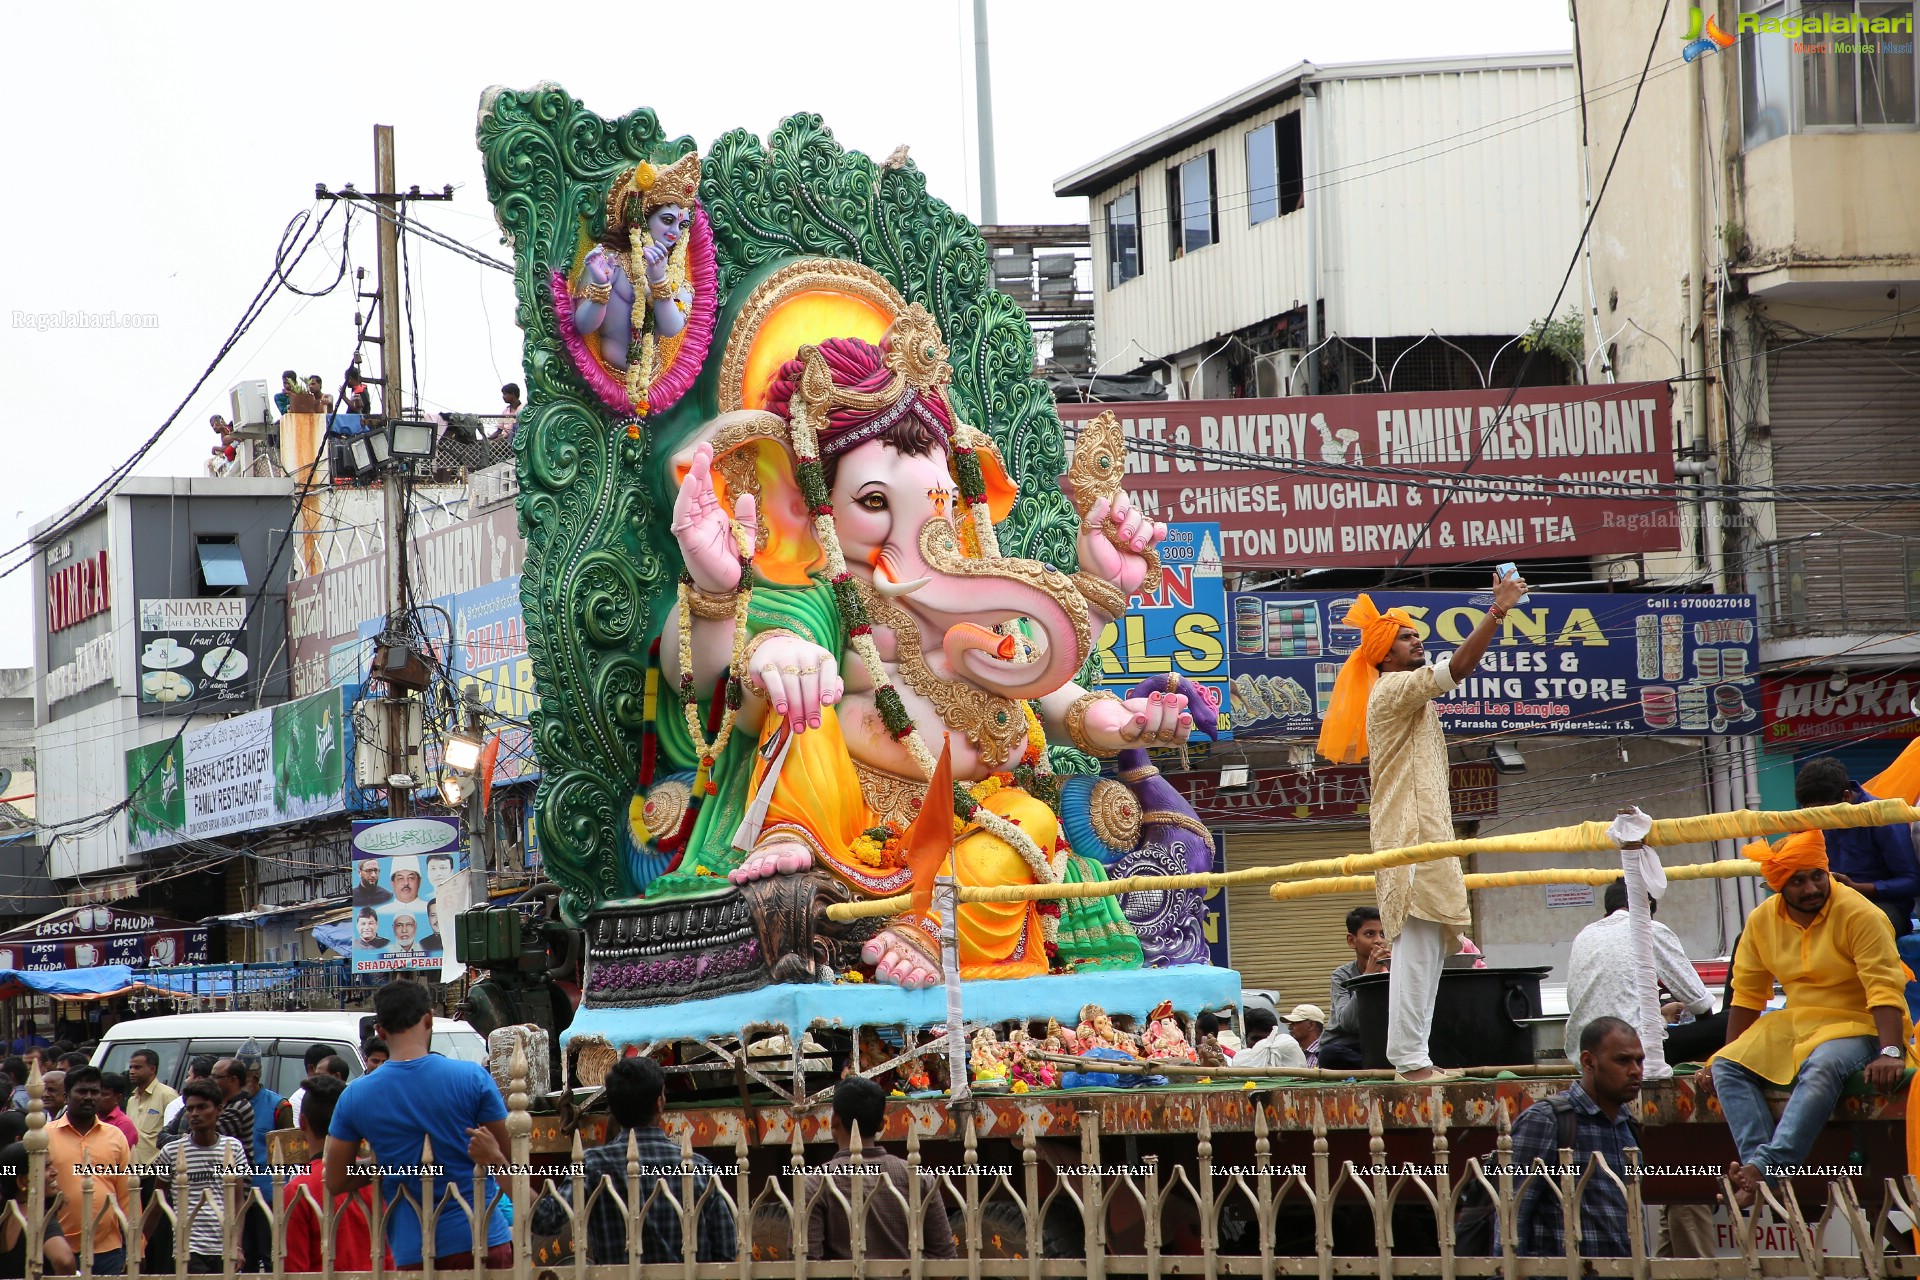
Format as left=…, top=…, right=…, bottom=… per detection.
left=1768, top=344, right=1920, bottom=630
left=1225, top=828, right=1375, bottom=1008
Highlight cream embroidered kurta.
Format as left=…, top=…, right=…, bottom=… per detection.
left=1366, top=664, right=1470, bottom=941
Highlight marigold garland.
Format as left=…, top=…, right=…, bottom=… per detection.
left=676, top=520, right=754, bottom=796
left=783, top=375, right=1055, bottom=889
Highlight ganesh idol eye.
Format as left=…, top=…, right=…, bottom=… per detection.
left=854, top=491, right=889, bottom=512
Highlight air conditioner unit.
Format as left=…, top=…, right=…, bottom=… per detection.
left=229, top=379, right=274, bottom=428
left=1256, top=349, right=1306, bottom=398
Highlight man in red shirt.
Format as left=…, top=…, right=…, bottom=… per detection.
left=285, top=1074, right=387, bottom=1272
left=97, top=1072, right=141, bottom=1149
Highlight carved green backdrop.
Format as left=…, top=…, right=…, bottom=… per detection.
left=478, top=87, right=1084, bottom=922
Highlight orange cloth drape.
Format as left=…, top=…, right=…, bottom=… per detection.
left=1741, top=830, right=1828, bottom=890
left=1865, top=736, right=1920, bottom=806
left=1314, top=595, right=1415, bottom=765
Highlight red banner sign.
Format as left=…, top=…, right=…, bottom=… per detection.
left=1760, top=671, right=1920, bottom=744
left=1174, top=762, right=1499, bottom=826
left=1058, top=383, right=1679, bottom=569
left=47, top=550, right=109, bottom=632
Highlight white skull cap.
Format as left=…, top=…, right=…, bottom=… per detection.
left=389, top=856, right=421, bottom=878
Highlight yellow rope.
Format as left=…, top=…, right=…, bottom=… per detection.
left=820, top=799, right=1913, bottom=921
left=1265, top=859, right=1763, bottom=901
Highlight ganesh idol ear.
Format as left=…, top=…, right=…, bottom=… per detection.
left=672, top=410, right=823, bottom=586
left=949, top=422, right=1019, bottom=523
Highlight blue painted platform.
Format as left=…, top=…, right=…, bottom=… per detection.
left=565, top=965, right=1243, bottom=1047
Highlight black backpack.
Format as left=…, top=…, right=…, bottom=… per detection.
left=1454, top=1094, right=1641, bottom=1256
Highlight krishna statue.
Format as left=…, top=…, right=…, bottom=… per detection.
left=480, top=86, right=1236, bottom=1023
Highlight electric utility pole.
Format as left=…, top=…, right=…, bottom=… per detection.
left=317, top=125, right=452, bottom=818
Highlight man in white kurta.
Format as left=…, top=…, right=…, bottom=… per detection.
left=1368, top=662, right=1474, bottom=1077
left=1319, top=574, right=1527, bottom=1081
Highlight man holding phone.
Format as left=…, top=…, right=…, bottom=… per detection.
left=1317, top=569, right=1529, bottom=1081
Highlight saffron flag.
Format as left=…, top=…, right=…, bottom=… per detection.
left=1864, top=735, right=1920, bottom=807
left=907, top=737, right=955, bottom=920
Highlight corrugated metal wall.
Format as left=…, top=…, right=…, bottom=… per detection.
left=1092, top=99, right=1311, bottom=378
left=1225, top=828, right=1373, bottom=1004
left=1766, top=342, right=1920, bottom=633
left=1320, top=65, right=1579, bottom=338
left=1086, top=63, right=1578, bottom=370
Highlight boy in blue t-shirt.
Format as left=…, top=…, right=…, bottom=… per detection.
left=325, top=980, right=511, bottom=1267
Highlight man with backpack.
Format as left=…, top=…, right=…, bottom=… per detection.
left=1501, top=1016, right=1646, bottom=1257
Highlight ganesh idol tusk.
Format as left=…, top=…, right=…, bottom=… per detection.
left=869, top=565, right=930, bottom=597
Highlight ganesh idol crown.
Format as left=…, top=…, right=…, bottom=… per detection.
left=478, top=85, right=1239, bottom=1020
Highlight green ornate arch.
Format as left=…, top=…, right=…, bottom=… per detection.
left=478, top=87, right=1083, bottom=921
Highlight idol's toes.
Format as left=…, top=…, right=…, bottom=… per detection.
left=865, top=930, right=944, bottom=988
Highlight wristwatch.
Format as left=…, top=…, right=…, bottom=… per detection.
left=1879, top=1046, right=1903, bottom=1060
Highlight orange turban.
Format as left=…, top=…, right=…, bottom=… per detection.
left=1315, top=594, right=1416, bottom=765
left=1742, top=830, right=1828, bottom=891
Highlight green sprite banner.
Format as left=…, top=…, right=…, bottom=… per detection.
left=126, top=687, right=346, bottom=854
left=125, top=740, right=186, bottom=854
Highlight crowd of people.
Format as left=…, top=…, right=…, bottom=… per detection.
left=0, top=571, right=1911, bottom=1269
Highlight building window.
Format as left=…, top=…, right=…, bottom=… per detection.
left=1168, top=152, right=1218, bottom=258
left=1248, top=123, right=1279, bottom=224
left=1105, top=187, right=1140, bottom=287
left=195, top=535, right=247, bottom=596
left=1249, top=117, right=1306, bottom=227
left=1743, top=1, right=1917, bottom=147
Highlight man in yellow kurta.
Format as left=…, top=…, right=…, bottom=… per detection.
left=1316, top=572, right=1528, bottom=1081
left=1700, top=831, right=1911, bottom=1206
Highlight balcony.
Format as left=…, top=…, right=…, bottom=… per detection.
left=1755, top=535, right=1920, bottom=648
left=1738, top=132, right=1920, bottom=297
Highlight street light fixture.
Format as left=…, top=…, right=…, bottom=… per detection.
left=367, top=429, right=392, bottom=468
left=444, top=730, right=484, bottom=774
left=389, top=419, right=438, bottom=460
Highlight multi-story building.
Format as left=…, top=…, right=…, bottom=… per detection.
left=1572, top=4, right=1920, bottom=819
left=1051, top=52, right=1782, bottom=996
left=30, top=477, right=297, bottom=927
left=1054, top=54, right=1583, bottom=399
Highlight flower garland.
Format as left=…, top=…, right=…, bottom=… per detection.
left=675, top=519, right=754, bottom=796
left=783, top=371, right=1057, bottom=893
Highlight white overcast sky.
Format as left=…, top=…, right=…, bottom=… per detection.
left=0, top=0, right=1573, bottom=668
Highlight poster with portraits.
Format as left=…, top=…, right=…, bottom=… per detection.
left=349, top=817, right=463, bottom=974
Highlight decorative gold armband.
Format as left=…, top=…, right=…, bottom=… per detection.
left=578, top=278, right=612, bottom=304
left=1064, top=690, right=1125, bottom=758
left=685, top=585, right=740, bottom=620
left=1072, top=572, right=1130, bottom=620
left=649, top=277, right=676, bottom=301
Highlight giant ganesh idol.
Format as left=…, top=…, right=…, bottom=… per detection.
left=479, top=88, right=1239, bottom=1029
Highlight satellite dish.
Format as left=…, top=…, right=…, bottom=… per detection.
left=0, top=768, right=13, bottom=797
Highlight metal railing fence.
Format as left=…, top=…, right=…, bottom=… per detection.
left=10, top=1045, right=1918, bottom=1278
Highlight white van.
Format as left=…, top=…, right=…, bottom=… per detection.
left=90, top=1012, right=488, bottom=1097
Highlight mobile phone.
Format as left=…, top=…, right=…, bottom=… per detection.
left=1495, top=562, right=1530, bottom=605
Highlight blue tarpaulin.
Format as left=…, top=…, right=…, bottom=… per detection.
left=0, top=965, right=138, bottom=1000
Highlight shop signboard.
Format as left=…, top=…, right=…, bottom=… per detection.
left=1058, top=383, right=1679, bottom=569
left=1174, top=762, right=1500, bottom=825
left=0, top=907, right=208, bottom=971
left=1760, top=670, right=1920, bottom=744
left=1225, top=590, right=1758, bottom=737
left=287, top=507, right=523, bottom=698
left=125, top=687, right=346, bottom=854
left=1089, top=523, right=1231, bottom=741
left=137, top=597, right=251, bottom=713
left=349, top=817, right=463, bottom=975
